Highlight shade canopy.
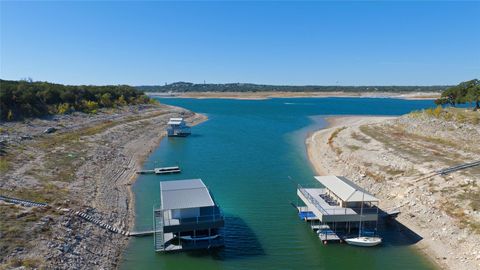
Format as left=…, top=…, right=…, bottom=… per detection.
left=314, top=175, right=379, bottom=202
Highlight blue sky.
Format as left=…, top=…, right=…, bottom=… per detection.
left=1, top=1, right=479, bottom=86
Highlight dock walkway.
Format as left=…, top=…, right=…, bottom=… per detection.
left=0, top=195, right=146, bottom=237
left=137, top=166, right=181, bottom=174
left=0, top=195, right=48, bottom=207
left=414, top=160, right=480, bottom=182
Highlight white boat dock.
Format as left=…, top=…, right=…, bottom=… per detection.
left=136, top=166, right=181, bottom=175
left=296, top=175, right=381, bottom=244
left=153, top=179, right=225, bottom=252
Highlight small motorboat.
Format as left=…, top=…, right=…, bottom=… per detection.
left=345, top=236, right=382, bottom=247
left=179, top=234, right=219, bottom=241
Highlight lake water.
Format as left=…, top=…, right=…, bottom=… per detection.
left=120, top=97, right=437, bottom=270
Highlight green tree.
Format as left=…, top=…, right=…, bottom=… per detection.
left=465, top=79, right=480, bottom=110
left=435, top=79, right=480, bottom=110
left=0, top=79, right=153, bottom=121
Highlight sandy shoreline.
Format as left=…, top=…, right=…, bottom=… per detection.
left=148, top=91, right=440, bottom=100
left=305, top=115, right=480, bottom=270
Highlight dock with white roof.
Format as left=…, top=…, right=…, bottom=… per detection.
left=296, top=175, right=380, bottom=243
left=167, top=117, right=191, bottom=137
left=153, top=179, right=224, bottom=252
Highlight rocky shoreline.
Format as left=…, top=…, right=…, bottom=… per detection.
left=306, top=112, right=480, bottom=270
left=0, top=104, right=206, bottom=269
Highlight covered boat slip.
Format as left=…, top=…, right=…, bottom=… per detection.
left=297, top=176, right=379, bottom=223
left=297, top=176, right=380, bottom=243
left=167, top=117, right=191, bottom=137
left=153, top=179, right=224, bottom=252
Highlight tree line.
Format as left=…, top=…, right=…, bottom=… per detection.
left=137, top=82, right=449, bottom=93
left=435, top=79, right=480, bottom=110
left=0, top=79, right=154, bottom=121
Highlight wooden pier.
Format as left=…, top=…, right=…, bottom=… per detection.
left=136, top=166, right=181, bottom=175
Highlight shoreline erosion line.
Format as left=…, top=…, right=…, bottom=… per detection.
left=147, top=91, right=440, bottom=101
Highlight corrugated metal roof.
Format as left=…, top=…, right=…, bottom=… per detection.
left=160, top=179, right=215, bottom=210
left=167, top=118, right=185, bottom=125
left=314, top=176, right=379, bottom=202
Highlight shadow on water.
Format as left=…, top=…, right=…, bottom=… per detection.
left=184, top=215, right=265, bottom=261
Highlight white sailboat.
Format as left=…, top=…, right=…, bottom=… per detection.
left=345, top=236, right=382, bottom=246
left=345, top=191, right=382, bottom=247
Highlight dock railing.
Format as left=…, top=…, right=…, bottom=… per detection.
left=298, top=184, right=329, bottom=216
left=298, top=184, right=379, bottom=216
left=163, top=213, right=225, bottom=227
left=154, top=205, right=224, bottom=227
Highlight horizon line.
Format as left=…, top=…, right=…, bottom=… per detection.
left=1, top=78, right=455, bottom=88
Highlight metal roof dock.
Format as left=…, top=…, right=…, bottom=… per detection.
left=154, top=179, right=224, bottom=252
left=160, top=179, right=215, bottom=210
left=314, top=176, right=379, bottom=203
left=296, top=175, right=381, bottom=244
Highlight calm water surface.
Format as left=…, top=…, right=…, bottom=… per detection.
left=120, top=98, right=437, bottom=270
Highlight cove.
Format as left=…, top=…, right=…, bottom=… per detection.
left=120, top=97, right=437, bottom=270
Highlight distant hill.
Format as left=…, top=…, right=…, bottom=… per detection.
left=136, top=82, right=450, bottom=93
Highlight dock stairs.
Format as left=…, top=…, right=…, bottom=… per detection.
left=154, top=209, right=165, bottom=251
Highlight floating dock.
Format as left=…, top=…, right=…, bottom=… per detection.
left=153, top=179, right=225, bottom=252
left=137, top=166, right=181, bottom=175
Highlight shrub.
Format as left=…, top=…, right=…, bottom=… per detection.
left=83, top=100, right=99, bottom=113
left=433, top=105, right=442, bottom=117
left=57, top=103, right=71, bottom=114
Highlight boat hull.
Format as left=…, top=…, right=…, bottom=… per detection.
left=345, top=237, right=382, bottom=247
left=179, top=234, right=220, bottom=241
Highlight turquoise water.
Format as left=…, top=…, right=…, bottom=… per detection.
left=120, top=98, right=437, bottom=270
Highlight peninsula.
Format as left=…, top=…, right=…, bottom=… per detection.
left=306, top=108, right=480, bottom=269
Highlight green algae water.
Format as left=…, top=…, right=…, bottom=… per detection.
left=120, top=98, right=437, bottom=270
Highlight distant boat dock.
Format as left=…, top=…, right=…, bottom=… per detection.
left=167, top=118, right=191, bottom=137
left=136, top=166, right=181, bottom=175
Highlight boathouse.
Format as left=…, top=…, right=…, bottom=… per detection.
left=297, top=176, right=380, bottom=241
left=153, top=179, right=224, bottom=252
left=167, top=117, right=191, bottom=137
